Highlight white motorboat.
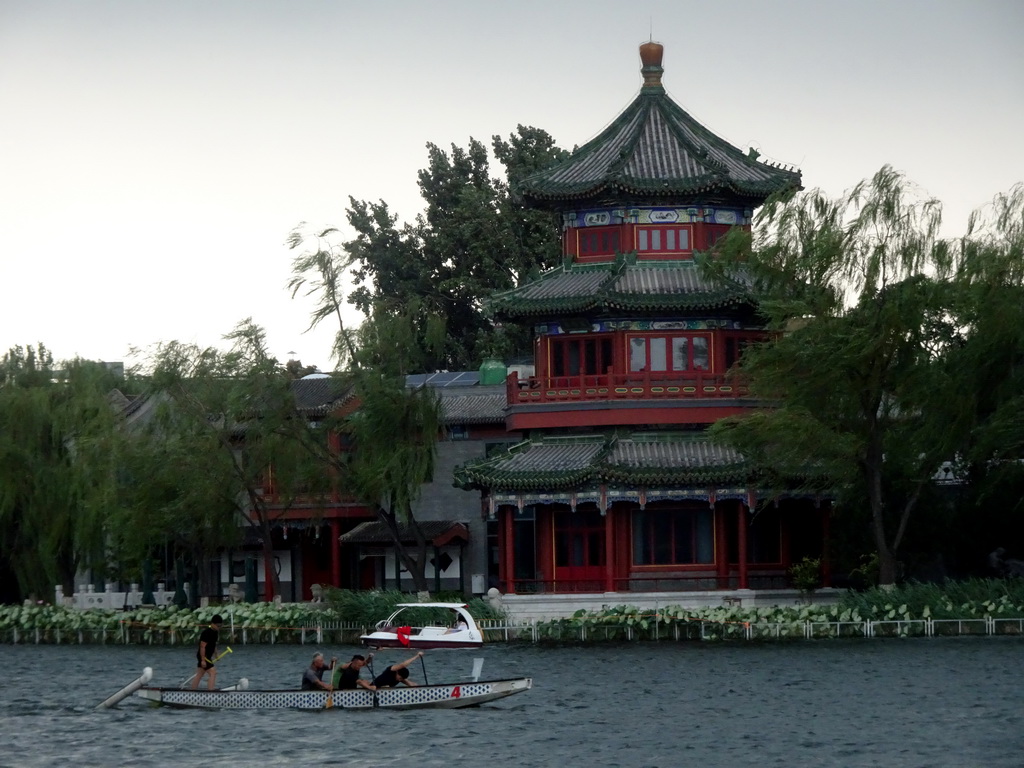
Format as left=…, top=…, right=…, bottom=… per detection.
left=360, top=602, right=484, bottom=650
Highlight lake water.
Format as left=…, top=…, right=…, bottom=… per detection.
left=1, top=638, right=1021, bottom=767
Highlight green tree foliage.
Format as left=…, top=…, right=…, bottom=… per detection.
left=289, top=126, right=566, bottom=369
left=128, top=320, right=331, bottom=601
left=0, top=345, right=122, bottom=600
left=290, top=188, right=449, bottom=593
left=321, top=304, right=443, bottom=595
left=706, top=167, right=970, bottom=586
left=940, top=184, right=1024, bottom=556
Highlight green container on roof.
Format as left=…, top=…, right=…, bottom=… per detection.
left=479, top=358, right=507, bottom=386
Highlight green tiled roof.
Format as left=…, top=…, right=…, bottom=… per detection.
left=453, top=432, right=748, bottom=492
left=487, top=258, right=753, bottom=320
left=519, top=70, right=800, bottom=208
left=438, top=387, right=507, bottom=425
left=290, top=376, right=353, bottom=416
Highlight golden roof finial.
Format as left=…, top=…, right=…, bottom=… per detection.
left=639, top=41, right=664, bottom=88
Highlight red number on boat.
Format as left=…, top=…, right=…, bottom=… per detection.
left=451, top=685, right=461, bottom=698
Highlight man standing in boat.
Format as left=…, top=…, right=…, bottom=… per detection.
left=301, top=652, right=338, bottom=691
left=192, top=614, right=223, bottom=690
left=333, top=653, right=376, bottom=691
left=372, top=651, right=424, bottom=688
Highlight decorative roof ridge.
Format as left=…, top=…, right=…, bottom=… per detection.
left=626, top=431, right=718, bottom=442
left=653, top=93, right=798, bottom=181
left=603, top=96, right=654, bottom=182
left=533, top=90, right=648, bottom=178
left=534, top=433, right=610, bottom=445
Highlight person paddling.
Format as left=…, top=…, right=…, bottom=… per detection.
left=334, top=654, right=376, bottom=691
left=301, top=652, right=337, bottom=691
left=372, top=651, right=424, bottom=688
left=192, top=614, right=223, bottom=690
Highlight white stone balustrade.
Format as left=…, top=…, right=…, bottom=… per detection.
left=55, top=583, right=190, bottom=610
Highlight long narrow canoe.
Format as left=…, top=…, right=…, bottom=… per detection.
left=135, top=677, right=531, bottom=710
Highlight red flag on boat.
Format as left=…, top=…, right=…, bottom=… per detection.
left=397, top=626, right=412, bottom=647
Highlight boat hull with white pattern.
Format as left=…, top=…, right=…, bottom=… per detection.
left=134, top=677, right=532, bottom=710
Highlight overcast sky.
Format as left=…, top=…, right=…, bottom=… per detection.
left=2, top=0, right=1022, bottom=372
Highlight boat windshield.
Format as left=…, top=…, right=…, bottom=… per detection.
left=378, top=605, right=474, bottom=630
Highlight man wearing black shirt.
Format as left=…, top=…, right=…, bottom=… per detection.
left=192, top=614, right=223, bottom=690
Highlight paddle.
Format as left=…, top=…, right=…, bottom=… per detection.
left=180, top=646, right=233, bottom=688
left=324, top=656, right=342, bottom=710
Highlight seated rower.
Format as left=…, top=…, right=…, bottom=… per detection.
left=334, top=653, right=376, bottom=691
left=301, top=652, right=336, bottom=691
left=371, top=651, right=424, bottom=688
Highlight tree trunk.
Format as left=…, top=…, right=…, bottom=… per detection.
left=257, top=512, right=282, bottom=601
left=877, top=545, right=899, bottom=587
left=377, top=505, right=430, bottom=594
left=865, top=435, right=899, bottom=587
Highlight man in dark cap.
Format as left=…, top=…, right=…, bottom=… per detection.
left=192, top=614, right=224, bottom=689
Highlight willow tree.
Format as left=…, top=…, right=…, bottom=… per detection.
left=136, top=320, right=330, bottom=600
left=0, top=345, right=122, bottom=600
left=706, top=167, right=965, bottom=586
left=939, top=184, right=1024, bottom=557
left=321, top=304, right=442, bottom=595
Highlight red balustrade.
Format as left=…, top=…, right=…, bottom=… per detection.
left=507, top=371, right=749, bottom=405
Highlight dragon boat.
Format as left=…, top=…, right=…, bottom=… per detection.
left=134, top=677, right=531, bottom=710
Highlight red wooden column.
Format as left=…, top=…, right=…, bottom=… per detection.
left=497, top=506, right=507, bottom=590
left=715, top=503, right=729, bottom=588
left=536, top=507, right=553, bottom=590
left=603, top=507, right=615, bottom=592
left=737, top=500, right=749, bottom=589
left=330, top=520, right=341, bottom=588
left=263, top=555, right=274, bottom=601
left=503, top=506, right=516, bottom=594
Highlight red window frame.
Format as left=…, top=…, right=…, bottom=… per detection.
left=627, top=333, right=712, bottom=373
left=550, top=334, right=614, bottom=378
left=631, top=506, right=715, bottom=566
left=575, top=226, right=620, bottom=260
left=635, top=225, right=692, bottom=257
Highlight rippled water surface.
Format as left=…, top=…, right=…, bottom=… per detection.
left=1, top=638, right=1022, bottom=767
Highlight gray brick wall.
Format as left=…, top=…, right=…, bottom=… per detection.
left=411, top=437, right=517, bottom=593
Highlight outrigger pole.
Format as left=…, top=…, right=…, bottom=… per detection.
left=96, top=667, right=153, bottom=710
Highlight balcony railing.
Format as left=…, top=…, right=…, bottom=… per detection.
left=507, top=572, right=790, bottom=594
left=507, top=371, right=749, bottom=405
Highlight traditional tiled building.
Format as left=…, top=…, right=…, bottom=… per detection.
left=250, top=374, right=515, bottom=599
left=454, top=43, right=830, bottom=602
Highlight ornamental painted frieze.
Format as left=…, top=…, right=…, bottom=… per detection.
left=562, top=206, right=751, bottom=228
left=536, top=318, right=752, bottom=335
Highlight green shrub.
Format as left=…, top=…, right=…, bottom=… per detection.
left=790, top=557, right=822, bottom=593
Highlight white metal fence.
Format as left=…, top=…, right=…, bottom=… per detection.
left=4, top=617, right=1023, bottom=644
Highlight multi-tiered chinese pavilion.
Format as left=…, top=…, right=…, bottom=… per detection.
left=455, top=43, right=829, bottom=597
